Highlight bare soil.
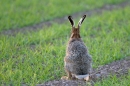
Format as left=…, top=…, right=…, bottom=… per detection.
left=37, top=58, right=130, bottom=86
left=1, top=1, right=130, bottom=35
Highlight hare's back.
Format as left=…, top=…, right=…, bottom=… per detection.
left=65, top=40, right=92, bottom=74
left=67, top=41, right=88, bottom=56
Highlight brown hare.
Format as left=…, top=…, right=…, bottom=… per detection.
left=61, top=15, right=92, bottom=81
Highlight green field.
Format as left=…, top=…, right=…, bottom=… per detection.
left=95, top=72, right=130, bottom=86
left=0, top=0, right=130, bottom=86
left=0, top=0, right=126, bottom=31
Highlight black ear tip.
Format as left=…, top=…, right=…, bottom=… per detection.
left=83, top=15, right=86, bottom=18
left=68, top=16, right=72, bottom=19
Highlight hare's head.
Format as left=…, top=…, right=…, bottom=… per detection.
left=68, top=15, right=86, bottom=38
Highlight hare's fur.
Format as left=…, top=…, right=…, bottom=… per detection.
left=62, top=15, right=92, bottom=80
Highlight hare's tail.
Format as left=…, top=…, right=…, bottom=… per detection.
left=75, top=74, right=89, bottom=79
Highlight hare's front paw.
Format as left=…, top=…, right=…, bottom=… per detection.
left=61, top=76, right=68, bottom=80
left=61, top=76, right=76, bottom=80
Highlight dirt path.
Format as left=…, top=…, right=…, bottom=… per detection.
left=37, top=58, right=130, bottom=86
left=1, top=1, right=130, bottom=36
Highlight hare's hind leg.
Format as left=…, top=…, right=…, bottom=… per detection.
left=66, top=69, right=72, bottom=79
left=84, top=74, right=90, bottom=81
left=61, top=69, right=73, bottom=80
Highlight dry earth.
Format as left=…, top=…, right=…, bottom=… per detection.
left=37, top=58, right=130, bottom=86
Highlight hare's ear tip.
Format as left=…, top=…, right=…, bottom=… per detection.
left=83, top=15, right=86, bottom=17
left=68, top=16, right=71, bottom=18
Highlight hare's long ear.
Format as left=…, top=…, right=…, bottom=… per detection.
left=78, top=15, right=86, bottom=27
left=68, top=16, right=75, bottom=27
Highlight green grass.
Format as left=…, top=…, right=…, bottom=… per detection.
left=0, top=0, right=127, bottom=31
left=0, top=5, right=130, bottom=86
left=95, top=71, right=130, bottom=86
